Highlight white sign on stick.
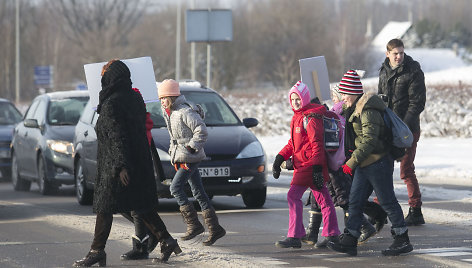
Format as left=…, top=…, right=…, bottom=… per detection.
left=299, top=56, right=330, bottom=101
left=84, top=57, right=158, bottom=110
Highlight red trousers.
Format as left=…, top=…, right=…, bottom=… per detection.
left=400, top=131, right=422, bottom=208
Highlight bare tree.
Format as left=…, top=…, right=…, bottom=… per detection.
left=47, top=0, right=148, bottom=62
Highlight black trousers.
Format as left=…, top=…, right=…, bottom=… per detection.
left=121, top=211, right=153, bottom=240
left=91, top=209, right=170, bottom=251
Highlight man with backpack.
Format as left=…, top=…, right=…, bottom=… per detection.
left=378, top=38, right=426, bottom=226
left=327, top=70, right=413, bottom=257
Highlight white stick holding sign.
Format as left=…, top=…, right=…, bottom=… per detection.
left=84, top=57, right=158, bottom=110
left=299, top=56, right=331, bottom=101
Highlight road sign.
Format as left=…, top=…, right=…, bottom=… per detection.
left=186, top=9, right=233, bottom=42
left=34, top=65, right=53, bottom=87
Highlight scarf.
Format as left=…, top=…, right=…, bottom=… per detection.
left=96, top=77, right=131, bottom=114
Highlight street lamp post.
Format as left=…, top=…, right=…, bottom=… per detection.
left=15, top=0, right=20, bottom=104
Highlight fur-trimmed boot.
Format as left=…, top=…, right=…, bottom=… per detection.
left=381, top=230, right=413, bottom=256
left=179, top=203, right=205, bottom=240
left=302, top=210, right=322, bottom=245
left=120, top=235, right=149, bottom=260
left=202, top=208, right=226, bottom=246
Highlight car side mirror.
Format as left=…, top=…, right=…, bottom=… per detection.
left=242, top=118, right=258, bottom=128
left=24, top=119, right=39, bottom=128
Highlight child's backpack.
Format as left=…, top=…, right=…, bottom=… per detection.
left=304, top=111, right=346, bottom=171
left=383, top=107, right=413, bottom=148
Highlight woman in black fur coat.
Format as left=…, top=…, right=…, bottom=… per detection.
left=74, top=60, right=181, bottom=267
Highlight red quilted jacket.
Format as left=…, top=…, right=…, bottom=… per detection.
left=278, top=102, right=329, bottom=188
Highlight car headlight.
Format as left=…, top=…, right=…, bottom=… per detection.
left=236, top=141, right=264, bottom=159
left=47, top=140, right=74, bottom=155
left=156, top=148, right=171, bottom=161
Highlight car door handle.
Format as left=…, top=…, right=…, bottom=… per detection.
left=84, top=130, right=88, bottom=137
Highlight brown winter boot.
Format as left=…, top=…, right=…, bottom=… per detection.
left=180, top=203, right=205, bottom=240
left=202, top=208, right=226, bottom=246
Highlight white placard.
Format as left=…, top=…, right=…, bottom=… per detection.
left=84, top=57, right=158, bottom=110
left=299, top=56, right=331, bottom=101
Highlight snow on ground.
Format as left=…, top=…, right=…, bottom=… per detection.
left=260, top=135, right=472, bottom=228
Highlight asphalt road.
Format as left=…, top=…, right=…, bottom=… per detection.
left=0, top=178, right=471, bottom=268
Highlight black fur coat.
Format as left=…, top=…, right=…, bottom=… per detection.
left=93, top=88, right=158, bottom=214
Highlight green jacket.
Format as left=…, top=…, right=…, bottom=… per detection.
left=346, top=93, right=389, bottom=169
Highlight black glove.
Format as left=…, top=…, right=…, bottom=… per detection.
left=272, top=154, right=284, bottom=179
left=312, top=165, right=324, bottom=190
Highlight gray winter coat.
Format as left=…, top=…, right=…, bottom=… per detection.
left=162, top=95, right=207, bottom=164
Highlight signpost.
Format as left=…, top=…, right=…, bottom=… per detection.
left=186, top=9, right=232, bottom=87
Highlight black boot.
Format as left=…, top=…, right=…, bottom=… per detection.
left=302, top=210, right=322, bottom=245
left=381, top=230, right=413, bottom=256
left=364, top=201, right=388, bottom=232
left=327, top=230, right=358, bottom=256
left=275, top=237, right=302, bottom=248
left=120, top=235, right=149, bottom=260
left=202, top=208, right=226, bottom=246
left=152, top=236, right=182, bottom=263
left=73, top=249, right=106, bottom=267
left=358, top=216, right=377, bottom=244
left=147, top=233, right=158, bottom=253
left=315, top=209, right=345, bottom=248
left=315, top=235, right=338, bottom=248
left=405, top=207, right=425, bottom=226
left=179, top=203, right=205, bottom=240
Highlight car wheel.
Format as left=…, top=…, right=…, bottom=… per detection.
left=38, top=156, right=57, bottom=195
left=11, top=153, right=31, bottom=191
left=75, top=158, right=93, bottom=205
left=242, top=187, right=266, bottom=208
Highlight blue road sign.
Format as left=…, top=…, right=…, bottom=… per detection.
left=34, top=65, right=53, bottom=87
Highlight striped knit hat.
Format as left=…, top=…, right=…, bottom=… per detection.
left=338, top=69, right=363, bottom=95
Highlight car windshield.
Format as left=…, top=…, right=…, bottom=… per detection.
left=0, top=102, right=23, bottom=125
left=146, top=91, right=240, bottom=127
left=48, top=97, right=89, bottom=125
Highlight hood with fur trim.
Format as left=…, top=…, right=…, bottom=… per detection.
left=353, top=92, right=386, bottom=116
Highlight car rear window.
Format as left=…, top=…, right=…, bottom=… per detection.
left=0, top=102, right=23, bottom=125
left=48, top=97, right=89, bottom=125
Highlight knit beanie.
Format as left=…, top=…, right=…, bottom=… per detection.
left=338, top=69, right=363, bottom=95
left=158, top=79, right=180, bottom=98
left=331, top=84, right=342, bottom=101
left=288, top=81, right=311, bottom=109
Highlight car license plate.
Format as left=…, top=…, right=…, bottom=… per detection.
left=199, top=167, right=230, bottom=177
